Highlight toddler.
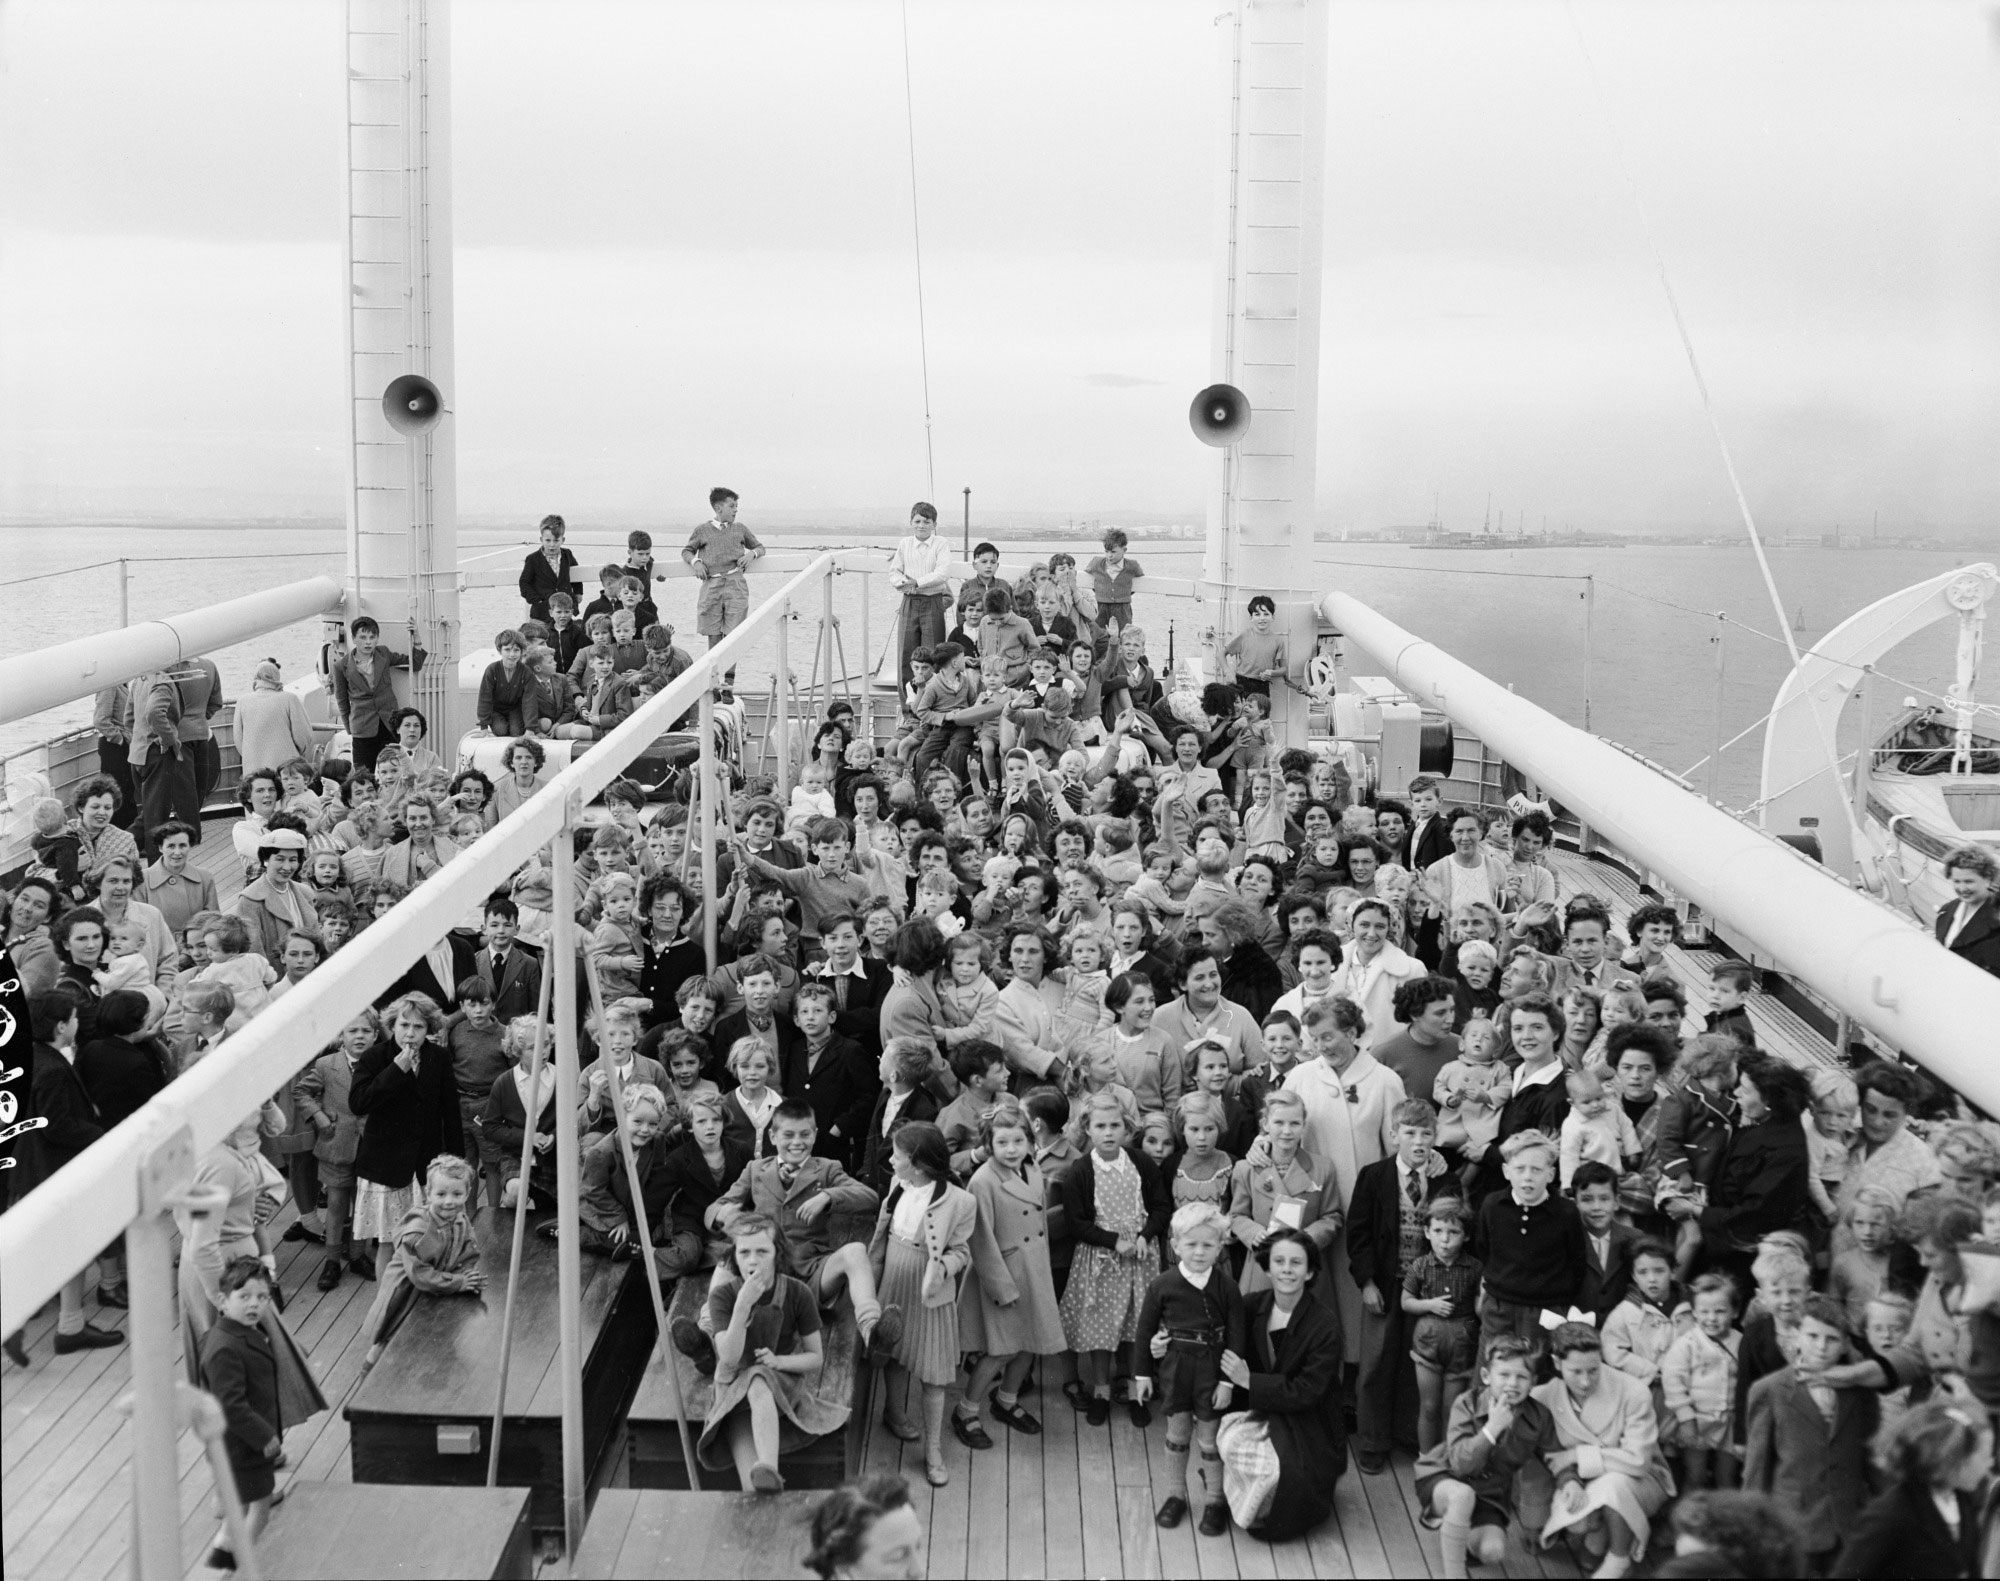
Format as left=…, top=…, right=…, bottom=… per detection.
left=1092, top=821, right=1143, bottom=899
left=1057, top=932, right=1112, bottom=1045
left=1432, top=1018, right=1508, bottom=1171
left=1660, top=1271, right=1741, bottom=1489
left=936, top=932, right=998, bottom=1048
left=1240, top=769, right=1289, bottom=862
left=1557, top=1068, right=1641, bottom=1190
left=1803, top=1071, right=1857, bottom=1224
left=28, top=797, right=85, bottom=904
left=198, top=915, right=278, bottom=1022
left=1293, top=834, right=1345, bottom=897
left=98, top=919, right=156, bottom=995
left=1402, top=1196, right=1482, bottom=1452
left=587, top=873, right=645, bottom=1000
left=787, top=760, right=836, bottom=835
left=1600, top=1239, right=1687, bottom=1420
left=306, top=849, right=353, bottom=913
left=1124, top=844, right=1187, bottom=928
left=1169, top=1092, right=1234, bottom=1217
left=1451, top=939, right=1501, bottom=1030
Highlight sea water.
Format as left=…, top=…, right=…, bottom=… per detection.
left=0, top=524, right=1983, bottom=811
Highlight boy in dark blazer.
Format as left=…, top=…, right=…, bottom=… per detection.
left=1572, top=1161, right=1646, bottom=1321
left=198, top=1257, right=286, bottom=1569
left=792, top=982, right=879, bottom=1168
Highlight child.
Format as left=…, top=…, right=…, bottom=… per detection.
left=1574, top=1161, right=1644, bottom=1320
left=1170, top=1092, right=1234, bottom=1214
left=1862, top=1290, right=1917, bottom=1437
left=1292, top=833, right=1345, bottom=898
left=1432, top=1017, right=1508, bottom=1173
left=1828, top=1184, right=1903, bottom=1336
left=1084, top=528, right=1141, bottom=631
left=198, top=915, right=278, bottom=1022
left=1600, top=1239, right=1685, bottom=1421
left=28, top=797, right=86, bottom=904
left=956, top=1098, right=1067, bottom=1447
left=867, top=1120, right=974, bottom=1489
left=720, top=1038, right=783, bottom=1160
left=1804, top=1071, right=1857, bottom=1226
left=1412, top=1333, right=1561, bottom=1580
left=1187, top=1041, right=1254, bottom=1159
left=197, top=1258, right=291, bottom=1569
left=296, top=1010, right=374, bottom=1288
left=1733, top=1237, right=1812, bottom=1443
left=361, top=1154, right=486, bottom=1370
left=1704, top=960, right=1758, bottom=1048
left=305, top=849, right=353, bottom=914
left=1222, top=595, right=1286, bottom=699
left=1472, top=1129, right=1585, bottom=1345
left=659, top=1026, right=722, bottom=1117
left=1558, top=1067, right=1640, bottom=1190
left=1130, top=1200, right=1244, bottom=1535
left=277, top=757, right=325, bottom=821
left=1241, top=770, right=1289, bottom=863
left=1060, top=1089, right=1169, bottom=1427
left=788, top=760, right=837, bottom=835
left=1655, top=1035, right=1740, bottom=1279
left=936, top=1040, right=1010, bottom=1181
left=1450, top=941, right=1501, bottom=1031
left=480, top=1015, right=559, bottom=1212
left=1402, top=1196, right=1481, bottom=1454
left=98, top=918, right=155, bottom=995
left=443, top=977, right=509, bottom=1211
left=893, top=649, right=936, bottom=766
left=1057, top=930, right=1111, bottom=1045
left=936, top=932, right=998, bottom=1050
left=1124, top=844, right=1187, bottom=929
left=588, top=872, right=646, bottom=1000
left=1660, top=1270, right=1741, bottom=1490
left=1743, top=1293, right=1879, bottom=1569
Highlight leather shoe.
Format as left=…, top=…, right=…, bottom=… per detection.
left=96, top=1284, right=129, bottom=1310
left=1154, top=1496, right=1188, bottom=1529
left=670, top=1317, right=716, bottom=1377
left=1197, top=1503, right=1229, bottom=1537
left=348, top=1254, right=377, bottom=1282
left=1355, top=1449, right=1389, bottom=1476
left=951, top=1412, right=994, bottom=1451
left=282, top=1221, right=323, bottom=1244
left=53, top=1324, right=125, bottom=1354
left=988, top=1394, right=1042, bottom=1435
left=4, top=1334, right=30, bottom=1368
left=316, top=1258, right=343, bottom=1293
left=1085, top=1396, right=1110, bottom=1427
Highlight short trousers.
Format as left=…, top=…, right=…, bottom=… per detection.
left=1157, top=1335, right=1226, bottom=1421
left=311, top=1153, right=355, bottom=1191
left=1411, top=1471, right=1510, bottom=1532
left=696, top=574, right=748, bottom=636
left=1412, top=1313, right=1480, bottom=1376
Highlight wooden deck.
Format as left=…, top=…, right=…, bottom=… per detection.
left=2, top=832, right=1837, bottom=1580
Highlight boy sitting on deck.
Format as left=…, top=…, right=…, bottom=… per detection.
left=681, top=1099, right=902, bottom=1368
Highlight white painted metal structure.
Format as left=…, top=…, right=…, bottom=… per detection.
left=1760, top=561, right=1999, bottom=882
left=0, top=577, right=345, bottom=728
left=344, top=0, right=461, bottom=744
left=1204, top=0, right=1327, bottom=745
left=1324, top=590, right=2000, bottom=1112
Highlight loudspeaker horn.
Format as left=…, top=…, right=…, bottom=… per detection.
left=1189, top=383, right=1251, bottom=447
left=382, top=373, right=444, bottom=436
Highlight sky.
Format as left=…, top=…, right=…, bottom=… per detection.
left=2, top=0, right=1997, bottom=533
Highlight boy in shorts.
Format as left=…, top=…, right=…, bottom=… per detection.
left=1412, top=1332, right=1559, bottom=1578
left=1404, top=1195, right=1482, bottom=1452
left=683, top=486, right=764, bottom=645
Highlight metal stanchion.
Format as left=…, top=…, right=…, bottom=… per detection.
left=550, top=808, right=588, bottom=1555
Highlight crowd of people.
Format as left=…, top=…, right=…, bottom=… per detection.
left=7, top=502, right=2000, bottom=1578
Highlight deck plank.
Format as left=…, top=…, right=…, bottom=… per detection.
left=1037, top=1376, right=1086, bottom=1581
left=1139, top=1413, right=1199, bottom=1580
left=925, top=1397, right=971, bottom=1581
left=1325, top=1464, right=1389, bottom=1579
left=1357, top=1460, right=1432, bottom=1579
left=1002, top=1388, right=1046, bottom=1580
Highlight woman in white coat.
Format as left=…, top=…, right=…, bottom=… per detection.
left=1282, top=995, right=1406, bottom=1367
left=1329, top=899, right=1423, bottom=1055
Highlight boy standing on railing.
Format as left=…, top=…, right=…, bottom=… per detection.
left=891, top=501, right=952, bottom=687
left=331, top=616, right=426, bottom=772
left=684, top=487, right=765, bottom=647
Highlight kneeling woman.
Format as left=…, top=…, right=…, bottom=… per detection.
left=699, top=1214, right=848, bottom=1494
left=1215, top=1227, right=1347, bottom=1543
left=1533, top=1321, right=1674, bottom=1579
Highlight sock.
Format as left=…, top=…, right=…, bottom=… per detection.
left=1165, top=1439, right=1190, bottom=1504
left=994, top=1389, right=1019, bottom=1410
left=56, top=1311, right=84, bottom=1337
left=1440, top=1515, right=1471, bottom=1580
left=1198, top=1449, right=1222, bottom=1510
left=854, top=1297, right=881, bottom=1340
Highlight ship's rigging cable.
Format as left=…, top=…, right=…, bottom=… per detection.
left=1561, top=2, right=1874, bottom=885
left=899, top=0, right=937, bottom=502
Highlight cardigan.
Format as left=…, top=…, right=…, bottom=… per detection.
left=1057, top=1144, right=1172, bottom=1250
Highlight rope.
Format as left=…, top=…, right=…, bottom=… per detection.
left=1565, top=2, right=1873, bottom=880
left=899, top=0, right=937, bottom=502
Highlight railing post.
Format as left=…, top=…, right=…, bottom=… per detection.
left=549, top=816, right=587, bottom=1557
left=776, top=599, right=792, bottom=804
left=700, top=682, right=720, bottom=973
left=118, top=559, right=130, bottom=628
left=1582, top=573, right=1594, bottom=733
left=126, top=1123, right=196, bottom=1581
left=821, top=571, right=836, bottom=724
left=1706, top=612, right=1726, bottom=805
left=860, top=567, right=873, bottom=745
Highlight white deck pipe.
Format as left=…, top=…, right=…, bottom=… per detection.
left=1323, top=591, right=2000, bottom=1109
left=0, top=576, right=344, bottom=726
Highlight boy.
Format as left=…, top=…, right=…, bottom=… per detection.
left=891, top=501, right=952, bottom=687
left=733, top=816, right=876, bottom=947
left=1571, top=1160, right=1644, bottom=1321
left=1022, top=1086, right=1078, bottom=1292
left=1473, top=1129, right=1586, bottom=1344
left=296, top=1026, right=367, bottom=1289
left=475, top=895, right=542, bottom=1022
left=1348, top=1098, right=1453, bottom=1474
left=477, top=628, right=534, bottom=736
left=1558, top=903, right=1617, bottom=995
left=1222, top=594, right=1286, bottom=698
left=331, top=615, right=426, bottom=771
left=1405, top=775, right=1449, bottom=872
left=605, top=608, right=648, bottom=676
left=1412, top=1333, right=1560, bottom=1579
left=977, top=587, right=1040, bottom=684
left=28, top=796, right=85, bottom=904
left=444, top=975, right=510, bottom=1211
left=1704, top=961, right=1759, bottom=1049
left=963, top=540, right=1009, bottom=608
left=683, top=486, right=764, bottom=645
left=1743, top=1293, right=1879, bottom=1569
left=690, top=1100, right=899, bottom=1359
left=198, top=1257, right=288, bottom=1571
left=1005, top=680, right=1084, bottom=764
left=582, top=562, right=631, bottom=625
left=1084, top=528, right=1142, bottom=632
left=1133, top=1201, right=1245, bottom=1535
left=893, top=649, right=936, bottom=765
left=912, top=642, right=978, bottom=784
left=791, top=980, right=877, bottom=1167
left=545, top=591, right=586, bottom=674
left=1402, top=1196, right=1482, bottom=1453
left=623, top=528, right=660, bottom=586
left=937, top=1039, right=1011, bottom=1180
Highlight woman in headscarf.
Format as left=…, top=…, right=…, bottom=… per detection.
left=234, top=660, right=316, bottom=777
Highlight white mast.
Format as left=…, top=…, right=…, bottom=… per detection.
left=1203, top=0, right=1326, bottom=745
left=344, top=0, right=460, bottom=744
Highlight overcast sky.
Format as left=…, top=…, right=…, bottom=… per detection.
left=2, top=0, right=1996, bottom=532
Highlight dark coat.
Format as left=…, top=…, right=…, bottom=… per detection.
left=1470, top=1065, right=1570, bottom=1202
left=198, top=1316, right=282, bottom=1498
left=1057, top=1145, right=1172, bottom=1249
left=1937, top=896, right=2000, bottom=980
left=1742, top=1367, right=1878, bottom=1554
left=1346, top=1154, right=1448, bottom=1300
left=639, top=934, right=709, bottom=1028
left=1409, top=815, right=1453, bottom=875
left=710, top=1011, right=806, bottom=1098
left=810, top=958, right=894, bottom=1053
left=518, top=546, right=582, bottom=625
left=350, top=1038, right=464, bottom=1190
left=76, top=1033, right=171, bottom=1130
left=860, top=1085, right=941, bottom=1195
left=14, top=1040, right=104, bottom=1194
left=1220, top=941, right=1286, bottom=1027
left=1577, top=1219, right=1647, bottom=1322
left=1699, top=1115, right=1814, bottom=1256
left=476, top=1070, right=559, bottom=1188
left=654, top=1135, right=752, bottom=1239
left=1836, top=1481, right=1978, bottom=1579
left=1238, top=1287, right=1347, bottom=1543
left=798, top=1033, right=880, bottom=1167
left=383, top=932, right=477, bottom=1015
left=472, top=943, right=542, bottom=1025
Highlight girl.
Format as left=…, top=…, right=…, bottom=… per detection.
left=449, top=768, right=496, bottom=831
left=1533, top=1322, right=1675, bottom=1579
left=1189, top=1041, right=1253, bottom=1158
left=720, top=1039, right=783, bottom=1160
left=478, top=1016, right=559, bottom=1212
left=1096, top=970, right=1177, bottom=1114
left=1837, top=1398, right=1991, bottom=1579
left=360, top=1154, right=486, bottom=1370
left=954, top=1099, right=1066, bottom=1449
left=936, top=931, right=997, bottom=1049
left=1056, top=932, right=1111, bottom=1047
left=869, top=1122, right=975, bottom=1487
left=1065, top=1040, right=1139, bottom=1139
left=1171, top=1092, right=1234, bottom=1215
left=1599, top=1239, right=1684, bottom=1422
left=1058, top=1090, right=1170, bottom=1427
left=304, top=849, right=353, bottom=914
left=697, top=1214, right=846, bottom=1494
left=1660, top=1271, right=1741, bottom=1490
left=1137, top=1111, right=1177, bottom=1175
left=1828, top=1184, right=1905, bottom=1336
left=349, top=993, right=464, bottom=1279
left=659, top=1026, right=721, bottom=1122
left=676, top=976, right=721, bottom=1046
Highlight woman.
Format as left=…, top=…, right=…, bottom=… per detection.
left=234, top=661, right=315, bottom=777
left=71, top=776, right=141, bottom=891
left=379, top=793, right=459, bottom=890
left=1327, top=899, right=1423, bottom=1054
left=231, top=828, right=319, bottom=967
left=1472, top=993, right=1571, bottom=1200
left=1233, top=858, right=1285, bottom=956
left=4, top=877, right=65, bottom=998
left=1837, top=1398, right=1989, bottom=1579
left=879, top=920, right=950, bottom=1054
left=806, top=1475, right=926, bottom=1579
left=1418, top=808, right=1512, bottom=926
left=1559, top=985, right=1603, bottom=1073
left=176, top=1111, right=328, bottom=1427
left=1200, top=898, right=1286, bottom=1027
left=1930, top=1121, right=2000, bottom=1203
left=350, top=993, right=465, bottom=1278
left=1935, top=844, right=2000, bottom=978
left=1216, top=1227, right=1346, bottom=1542
left=95, top=857, right=176, bottom=987
left=231, top=770, right=285, bottom=874
left=489, top=738, right=549, bottom=826
left=1836, top=1061, right=1944, bottom=1242
left=1606, top=1025, right=1678, bottom=1231
left=639, top=877, right=709, bottom=1027
left=52, top=907, right=109, bottom=1035
left=1693, top=1053, right=1815, bottom=1278
left=1532, top=1322, right=1672, bottom=1578
left=518, top=514, right=582, bottom=625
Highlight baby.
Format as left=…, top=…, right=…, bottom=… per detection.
left=97, top=918, right=156, bottom=995
left=198, top=915, right=279, bottom=1022
left=1124, top=844, right=1187, bottom=927
left=1453, top=939, right=1502, bottom=1027
left=1058, top=932, right=1112, bottom=1044
left=1433, top=1018, right=1509, bottom=1171
left=1558, top=1068, right=1641, bottom=1190
left=787, top=760, right=836, bottom=834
